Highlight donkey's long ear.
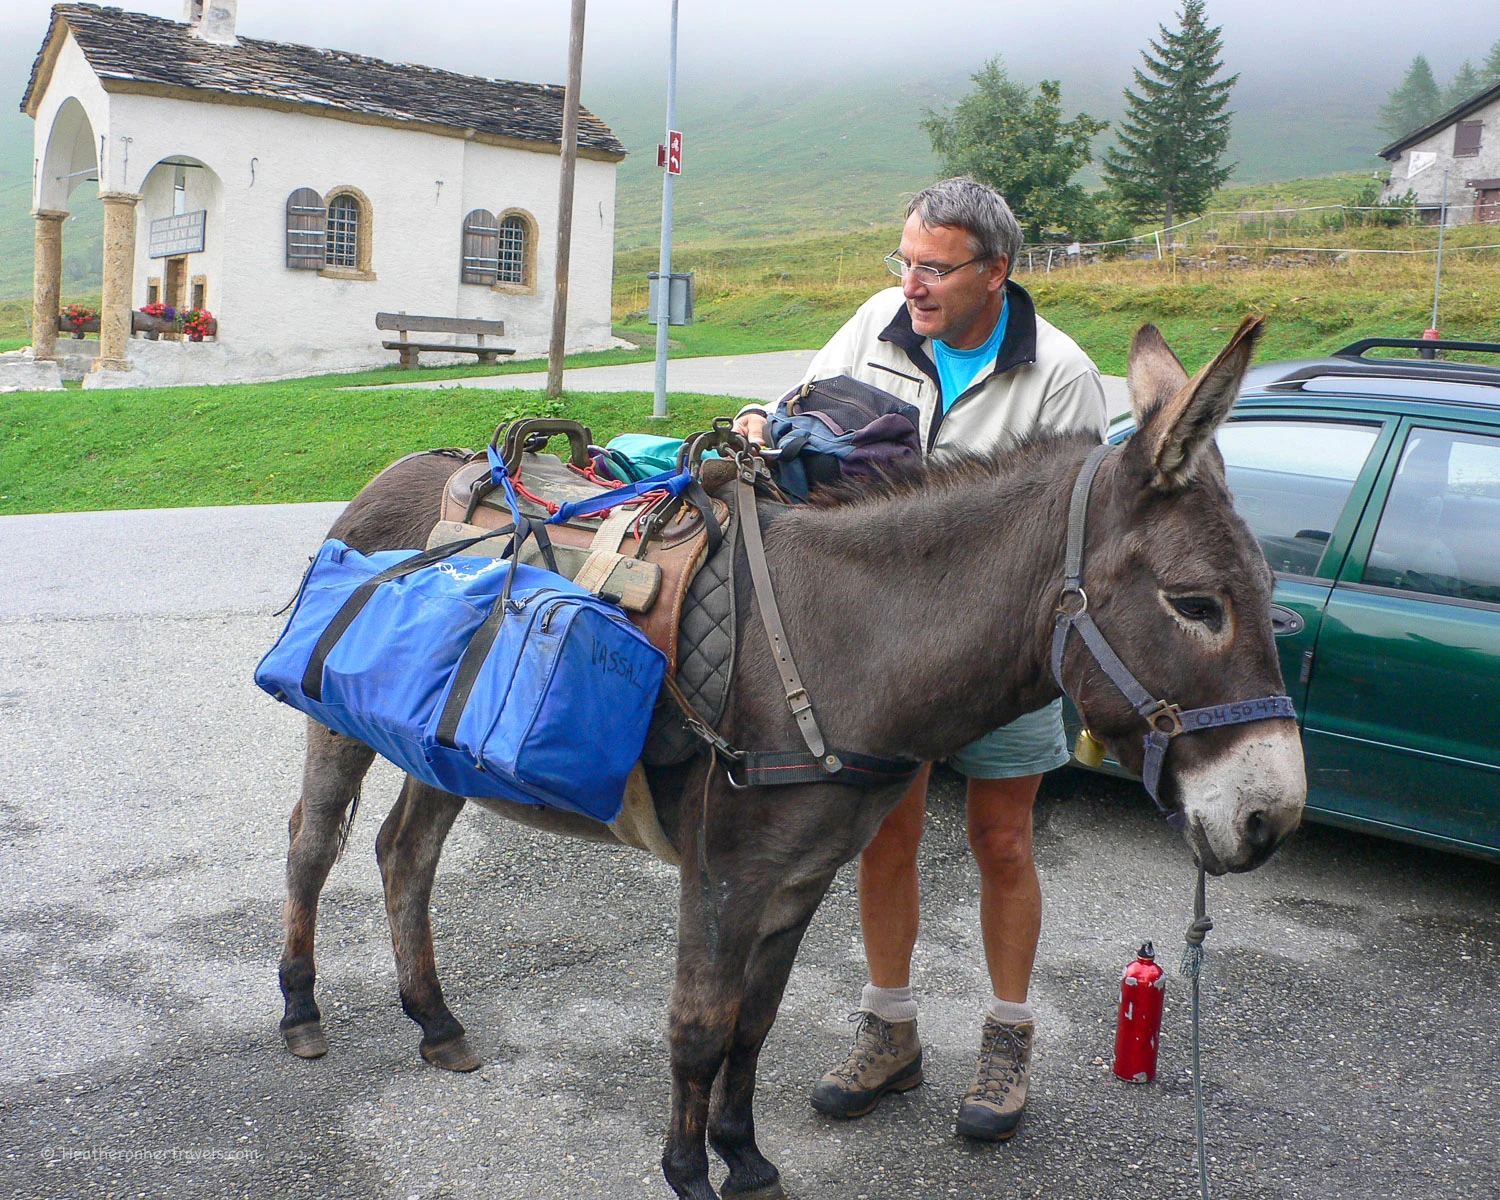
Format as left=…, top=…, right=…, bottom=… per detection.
left=1135, top=315, right=1264, bottom=491
left=1127, top=323, right=1189, bottom=424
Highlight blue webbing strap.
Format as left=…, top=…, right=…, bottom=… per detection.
left=542, top=462, right=695, bottom=525
left=482, top=445, right=561, bottom=573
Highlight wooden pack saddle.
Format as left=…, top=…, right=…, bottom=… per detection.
left=430, top=419, right=728, bottom=678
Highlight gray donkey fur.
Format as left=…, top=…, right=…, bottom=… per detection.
left=275, top=318, right=1304, bottom=1200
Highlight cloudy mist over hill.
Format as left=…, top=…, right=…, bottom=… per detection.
left=2, top=0, right=1495, bottom=295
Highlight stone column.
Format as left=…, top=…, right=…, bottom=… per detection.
left=31, top=210, right=68, bottom=362
left=95, top=191, right=142, bottom=373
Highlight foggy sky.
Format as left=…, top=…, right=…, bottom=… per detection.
left=5, top=0, right=1498, bottom=96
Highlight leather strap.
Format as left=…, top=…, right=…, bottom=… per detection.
left=660, top=650, right=919, bottom=792
left=1063, top=443, right=1112, bottom=590
left=727, top=748, right=921, bottom=789
left=737, top=473, right=839, bottom=772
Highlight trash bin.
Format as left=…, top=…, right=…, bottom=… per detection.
left=647, top=271, right=694, bottom=326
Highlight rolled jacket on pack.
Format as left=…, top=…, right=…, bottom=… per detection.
left=754, top=281, right=1108, bottom=454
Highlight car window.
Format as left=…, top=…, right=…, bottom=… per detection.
left=1364, top=428, right=1500, bottom=604
left=1215, top=419, right=1381, bottom=575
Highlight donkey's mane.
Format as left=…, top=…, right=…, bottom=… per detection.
left=805, top=429, right=1100, bottom=510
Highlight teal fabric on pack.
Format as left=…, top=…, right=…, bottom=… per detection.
left=606, top=433, right=685, bottom=477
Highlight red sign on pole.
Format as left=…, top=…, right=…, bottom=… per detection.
left=666, top=129, right=683, bottom=175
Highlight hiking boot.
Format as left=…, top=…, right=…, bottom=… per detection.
left=808, top=1011, right=923, bottom=1118
left=955, top=1017, right=1033, bottom=1141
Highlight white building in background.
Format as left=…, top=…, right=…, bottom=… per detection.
left=20, top=0, right=625, bottom=388
left=1379, top=81, right=1500, bottom=226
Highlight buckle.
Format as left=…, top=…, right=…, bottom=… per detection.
left=786, top=687, right=813, bottom=717
left=1057, top=586, right=1088, bottom=616
left=1144, top=700, right=1183, bottom=737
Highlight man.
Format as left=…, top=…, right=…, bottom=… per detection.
left=733, top=176, right=1106, bottom=1141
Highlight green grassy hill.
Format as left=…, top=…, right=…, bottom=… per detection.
left=596, top=67, right=1390, bottom=252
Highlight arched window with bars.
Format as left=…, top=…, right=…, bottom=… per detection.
left=285, top=187, right=325, bottom=269
left=325, top=193, right=361, bottom=268
left=460, top=209, right=500, bottom=284
left=497, top=212, right=531, bottom=286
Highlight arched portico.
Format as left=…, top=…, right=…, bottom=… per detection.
left=136, top=155, right=224, bottom=320
left=32, top=96, right=100, bottom=363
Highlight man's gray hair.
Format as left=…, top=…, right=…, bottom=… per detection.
left=907, top=176, right=1023, bottom=277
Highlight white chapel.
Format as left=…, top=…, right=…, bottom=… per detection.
left=21, top=1, right=625, bottom=387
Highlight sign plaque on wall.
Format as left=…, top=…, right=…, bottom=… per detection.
left=149, top=210, right=207, bottom=258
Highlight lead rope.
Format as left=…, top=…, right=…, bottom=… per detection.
left=1181, top=865, right=1213, bottom=1200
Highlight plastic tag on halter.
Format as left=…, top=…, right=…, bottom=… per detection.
left=1075, top=728, right=1106, bottom=769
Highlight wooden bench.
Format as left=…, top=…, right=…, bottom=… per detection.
left=376, top=312, right=515, bottom=368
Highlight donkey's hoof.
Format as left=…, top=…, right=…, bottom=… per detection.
left=722, top=1180, right=786, bottom=1200
left=421, top=1034, right=482, bottom=1072
left=282, top=1021, right=328, bottom=1059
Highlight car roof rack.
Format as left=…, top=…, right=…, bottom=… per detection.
left=1253, top=338, right=1500, bottom=393
left=1334, top=336, right=1500, bottom=359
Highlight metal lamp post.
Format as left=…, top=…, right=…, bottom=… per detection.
left=652, top=0, right=679, bottom=419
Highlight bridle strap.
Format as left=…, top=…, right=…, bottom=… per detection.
left=1063, top=443, right=1111, bottom=591
left=1050, top=442, right=1295, bottom=827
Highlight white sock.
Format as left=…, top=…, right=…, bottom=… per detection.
left=987, top=996, right=1035, bottom=1025
left=860, top=983, right=918, bottom=1023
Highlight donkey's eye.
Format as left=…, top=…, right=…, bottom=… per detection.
left=1169, top=596, right=1221, bottom=623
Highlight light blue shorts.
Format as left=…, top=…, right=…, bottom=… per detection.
left=947, top=699, right=1070, bottom=780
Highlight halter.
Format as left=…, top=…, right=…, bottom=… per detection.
left=1049, top=443, right=1297, bottom=831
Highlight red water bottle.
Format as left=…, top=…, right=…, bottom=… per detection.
left=1113, top=941, right=1165, bottom=1083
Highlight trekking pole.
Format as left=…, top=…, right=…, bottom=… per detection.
left=1181, top=866, right=1213, bottom=1200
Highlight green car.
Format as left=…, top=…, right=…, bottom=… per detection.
left=1064, top=337, right=1500, bottom=862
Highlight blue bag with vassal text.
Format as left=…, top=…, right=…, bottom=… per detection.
left=254, top=454, right=672, bottom=823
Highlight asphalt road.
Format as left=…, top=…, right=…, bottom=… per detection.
left=2, top=502, right=1497, bottom=1200
left=353, top=351, right=1135, bottom=420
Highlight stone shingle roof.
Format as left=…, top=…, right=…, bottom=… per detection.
left=22, top=3, right=625, bottom=158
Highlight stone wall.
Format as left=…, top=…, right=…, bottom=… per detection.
left=0, top=352, right=64, bottom=392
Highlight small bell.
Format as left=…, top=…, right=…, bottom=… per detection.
left=1074, top=727, right=1106, bottom=769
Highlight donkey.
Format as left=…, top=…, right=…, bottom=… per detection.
left=275, top=317, right=1304, bottom=1200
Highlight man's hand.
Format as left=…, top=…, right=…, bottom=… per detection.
left=732, top=410, right=769, bottom=447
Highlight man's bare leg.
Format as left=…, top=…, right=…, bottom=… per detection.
left=966, top=774, right=1043, bottom=1001
left=859, top=764, right=930, bottom=987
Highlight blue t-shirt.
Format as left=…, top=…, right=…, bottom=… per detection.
left=932, top=298, right=1009, bottom=412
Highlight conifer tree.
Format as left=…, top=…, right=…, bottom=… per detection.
left=1443, top=60, right=1484, bottom=109
left=1378, top=55, right=1442, bottom=141
left=1484, top=39, right=1500, bottom=85
left=1101, top=1, right=1237, bottom=234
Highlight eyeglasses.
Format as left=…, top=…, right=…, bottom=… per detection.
left=884, top=251, right=990, bottom=284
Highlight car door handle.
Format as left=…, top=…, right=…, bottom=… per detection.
left=1270, top=604, right=1305, bottom=636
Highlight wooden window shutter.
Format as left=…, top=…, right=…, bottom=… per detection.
left=286, top=188, right=326, bottom=269
left=461, top=209, right=500, bottom=284
left=1455, top=120, right=1483, bottom=157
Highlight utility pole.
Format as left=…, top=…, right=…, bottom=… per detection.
left=1428, top=169, right=1449, bottom=337
left=652, top=0, right=679, bottom=419
left=546, top=0, right=586, bottom=398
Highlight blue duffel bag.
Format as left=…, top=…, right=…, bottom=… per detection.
left=255, top=466, right=668, bottom=823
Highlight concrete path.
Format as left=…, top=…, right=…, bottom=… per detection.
left=361, top=350, right=1133, bottom=419
left=2, top=501, right=1497, bottom=1200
